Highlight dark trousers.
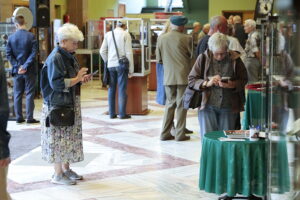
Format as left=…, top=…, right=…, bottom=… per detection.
left=13, top=73, right=36, bottom=120
left=108, top=66, right=128, bottom=118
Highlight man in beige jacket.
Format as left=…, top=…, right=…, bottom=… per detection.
left=156, top=15, right=193, bottom=141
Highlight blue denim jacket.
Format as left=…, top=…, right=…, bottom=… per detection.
left=41, top=46, right=79, bottom=107
left=6, top=29, right=38, bottom=75
left=0, top=57, right=10, bottom=160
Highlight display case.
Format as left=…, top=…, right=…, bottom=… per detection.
left=148, top=19, right=168, bottom=90
left=104, top=18, right=151, bottom=77
left=86, top=20, right=101, bottom=49
left=0, top=23, right=16, bottom=69
left=103, top=18, right=151, bottom=114
left=252, top=1, right=300, bottom=198
left=149, top=19, right=167, bottom=61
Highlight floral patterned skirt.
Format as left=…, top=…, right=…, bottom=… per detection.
left=41, top=96, right=84, bottom=164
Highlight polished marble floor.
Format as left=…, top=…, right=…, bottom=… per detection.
left=7, top=81, right=220, bottom=200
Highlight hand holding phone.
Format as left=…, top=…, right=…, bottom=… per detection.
left=90, top=70, right=99, bottom=77
left=221, top=77, right=230, bottom=83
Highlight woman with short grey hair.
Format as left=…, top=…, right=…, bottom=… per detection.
left=208, top=31, right=229, bottom=53
left=188, top=32, right=248, bottom=138
left=40, top=23, right=91, bottom=185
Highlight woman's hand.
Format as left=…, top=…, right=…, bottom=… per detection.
left=219, top=80, right=236, bottom=88
left=82, top=74, right=92, bottom=83
left=207, top=75, right=221, bottom=87
left=76, top=68, right=88, bottom=82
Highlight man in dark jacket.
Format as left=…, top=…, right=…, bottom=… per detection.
left=233, top=15, right=248, bottom=48
left=6, top=15, right=38, bottom=124
left=0, top=57, right=12, bottom=200
left=196, top=16, right=228, bottom=56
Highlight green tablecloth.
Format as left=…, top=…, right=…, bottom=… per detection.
left=199, top=131, right=267, bottom=197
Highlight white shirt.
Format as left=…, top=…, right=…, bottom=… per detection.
left=100, top=27, right=134, bottom=74
left=245, top=31, right=260, bottom=58
left=227, top=35, right=246, bottom=63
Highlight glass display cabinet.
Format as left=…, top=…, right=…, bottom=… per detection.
left=266, top=11, right=300, bottom=200
left=0, top=23, right=16, bottom=70
left=253, top=1, right=300, bottom=199
left=104, top=18, right=151, bottom=77
left=147, top=19, right=168, bottom=91
left=103, top=18, right=152, bottom=114
left=149, top=19, right=167, bottom=61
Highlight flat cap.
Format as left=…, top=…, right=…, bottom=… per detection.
left=170, top=15, right=188, bottom=26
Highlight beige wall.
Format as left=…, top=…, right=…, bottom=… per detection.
left=209, top=0, right=256, bottom=18
left=0, top=0, right=29, bottom=22
left=51, top=0, right=67, bottom=20
left=88, top=0, right=118, bottom=20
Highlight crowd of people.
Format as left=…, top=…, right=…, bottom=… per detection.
left=155, top=14, right=262, bottom=141
left=0, top=11, right=293, bottom=197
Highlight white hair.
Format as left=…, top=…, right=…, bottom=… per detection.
left=170, top=23, right=179, bottom=31
left=57, top=23, right=84, bottom=43
left=244, top=19, right=256, bottom=29
left=208, top=32, right=229, bottom=52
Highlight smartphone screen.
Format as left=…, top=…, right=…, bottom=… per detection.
left=91, top=70, right=99, bottom=76
left=221, top=77, right=230, bottom=83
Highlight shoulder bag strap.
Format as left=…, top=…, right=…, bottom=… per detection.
left=200, top=53, right=206, bottom=80
left=111, top=28, right=120, bottom=60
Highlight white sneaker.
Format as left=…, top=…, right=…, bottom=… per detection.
left=51, top=173, right=76, bottom=185
left=64, top=169, right=83, bottom=180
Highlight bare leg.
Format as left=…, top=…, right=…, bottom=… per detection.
left=54, top=163, right=63, bottom=176
left=62, top=162, right=70, bottom=172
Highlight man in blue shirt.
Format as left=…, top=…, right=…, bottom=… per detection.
left=6, top=15, right=38, bottom=124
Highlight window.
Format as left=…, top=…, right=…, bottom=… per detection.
left=158, top=0, right=183, bottom=8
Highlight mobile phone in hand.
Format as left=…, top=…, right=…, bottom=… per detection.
left=221, top=77, right=230, bottom=83
left=90, top=70, right=99, bottom=76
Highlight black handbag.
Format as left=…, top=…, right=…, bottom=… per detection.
left=183, top=87, right=202, bottom=109
left=48, top=106, right=75, bottom=127
left=182, top=54, right=206, bottom=110
left=111, top=28, right=129, bottom=70
left=102, top=62, right=110, bottom=85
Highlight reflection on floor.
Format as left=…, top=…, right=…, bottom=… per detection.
left=7, top=81, right=219, bottom=200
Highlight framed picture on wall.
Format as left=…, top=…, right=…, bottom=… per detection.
left=222, top=10, right=255, bottom=22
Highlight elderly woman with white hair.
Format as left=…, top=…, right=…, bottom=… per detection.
left=188, top=32, right=248, bottom=138
left=40, top=23, right=91, bottom=185
left=244, top=19, right=261, bottom=82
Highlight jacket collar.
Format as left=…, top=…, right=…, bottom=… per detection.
left=57, top=46, right=74, bottom=60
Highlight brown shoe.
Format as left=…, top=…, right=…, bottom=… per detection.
left=160, top=135, right=175, bottom=141
left=176, top=135, right=190, bottom=141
